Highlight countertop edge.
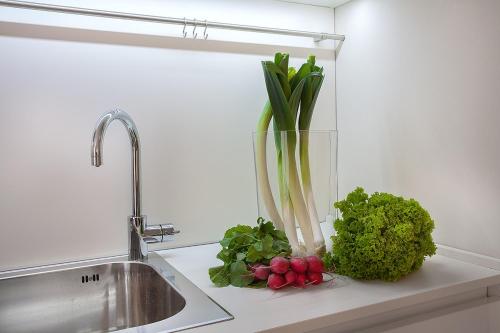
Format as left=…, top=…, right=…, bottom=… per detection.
left=156, top=244, right=500, bottom=333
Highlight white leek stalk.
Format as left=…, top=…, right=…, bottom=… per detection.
left=275, top=134, right=301, bottom=255
left=299, top=132, right=325, bottom=254
left=255, top=101, right=284, bottom=231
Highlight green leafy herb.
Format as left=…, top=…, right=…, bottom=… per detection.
left=229, top=261, right=254, bottom=287
left=208, top=265, right=230, bottom=287
left=327, top=187, right=437, bottom=281
left=208, top=217, right=292, bottom=287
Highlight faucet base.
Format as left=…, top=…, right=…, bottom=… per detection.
left=129, top=215, right=148, bottom=261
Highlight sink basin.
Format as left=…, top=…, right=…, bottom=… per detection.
left=0, top=253, right=232, bottom=333
left=0, top=261, right=185, bottom=332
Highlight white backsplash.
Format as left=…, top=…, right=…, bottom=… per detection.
left=0, top=0, right=336, bottom=270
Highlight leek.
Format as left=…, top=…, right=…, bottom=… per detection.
left=272, top=54, right=301, bottom=254
left=256, top=54, right=301, bottom=254
left=298, top=56, right=326, bottom=255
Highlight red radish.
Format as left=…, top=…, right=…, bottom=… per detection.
left=284, top=270, right=297, bottom=285
left=267, top=273, right=286, bottom=290
left=307, top=271, right=323, bottom=285
left=254, top=265, right=270, bottom=281
left=270, top=256, right=289, bottom=274
left=290, top=257, right=308, bottom=273
left=305, top=256, right=324, bottom=273
left=294, top=273, right=308, bottom=288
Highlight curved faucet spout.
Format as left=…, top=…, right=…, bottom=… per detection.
left=91, top=109, right=142, bottom=218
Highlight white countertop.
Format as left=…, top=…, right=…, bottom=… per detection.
left=156, top=243, right=500, bottom=333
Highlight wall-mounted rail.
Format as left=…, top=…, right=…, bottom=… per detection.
left=0, top=0, right=345, bottom=42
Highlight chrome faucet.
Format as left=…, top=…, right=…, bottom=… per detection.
left=91, top=109, right=178, bottom=261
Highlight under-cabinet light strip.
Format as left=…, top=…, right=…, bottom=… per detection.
left=0, top=0, right=346, bottom=42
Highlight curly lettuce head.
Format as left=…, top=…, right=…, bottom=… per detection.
left=329, top=187, right=436, bottom=281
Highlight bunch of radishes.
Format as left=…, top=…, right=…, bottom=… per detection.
left=250, top=255, right=328, bottom=290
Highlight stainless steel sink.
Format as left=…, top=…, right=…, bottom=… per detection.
left=0, top=253, right=232, bottom=333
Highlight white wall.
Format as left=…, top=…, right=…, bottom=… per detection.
left=0, top=0, right=336, bottom=270
left=335, top=0, right=500, bottom=259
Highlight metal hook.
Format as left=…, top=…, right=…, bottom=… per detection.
left=182, top=18, right=187, bottom=38
left=203, top=20, right=208, bottom=40
left=192, top=18, right=197, bottom=39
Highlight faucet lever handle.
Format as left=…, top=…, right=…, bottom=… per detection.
left=143, top=223, right=180, bottom=244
